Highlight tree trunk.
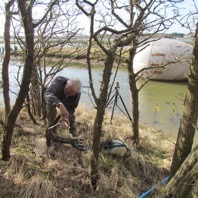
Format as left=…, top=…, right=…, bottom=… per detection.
left=91, top=51, right=115, bottom=189
left=2, top=0, right=34, bottom=160
left=2, top=0, right=15, bottom=116
left=30, top=67, right=42, bottom=117
left=127, top=46, right=139, bottom=144
left=170, top=25, right=198, bottom=177
left=156, top=146, right=198, bottom=198
left=26, top=94, right=37, bottom=124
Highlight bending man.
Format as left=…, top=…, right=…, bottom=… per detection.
left=44, top=76, right=82, bottom=147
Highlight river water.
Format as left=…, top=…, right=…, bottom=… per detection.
left=59, top=66, right=186, bottom=136
left=0, top=59, right=197, bottom=143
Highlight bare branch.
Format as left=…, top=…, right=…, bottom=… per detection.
left=33, top=0, right=59, bottom=28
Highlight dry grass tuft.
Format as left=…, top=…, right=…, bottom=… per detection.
left=0, top=105, right=176, bottom=197
left=19, top=176, right=59, bottom=198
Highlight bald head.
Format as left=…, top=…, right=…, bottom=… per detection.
left=64, top=78, right=82, bottom=97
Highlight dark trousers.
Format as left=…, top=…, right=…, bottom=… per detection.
left=45, top=103, right=76, bottom=146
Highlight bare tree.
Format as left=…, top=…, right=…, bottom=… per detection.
left=1, top=0, right=85, bottom=160
left=2, top=0, right=34, bottom=160
left=1, top=0, right=73, bottom=159
left=28, top=0, right=82, bottom=120
left=114, top=0, right=185, bottom=144
left=151, top=2, right=198, bottom=196
left=170, top=1, right=198, bottom=177
left=9, top=0, right=78, bottom=119
left=76, top=0, right=118, bottom=188
left=76, top=0, right=181, bottom=189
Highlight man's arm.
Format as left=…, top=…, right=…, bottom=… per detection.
left=56, top=102, right=70, bottom=127
left=45, top=76, right=70, bottom=126
left=44, top=76, right=64, bottom=107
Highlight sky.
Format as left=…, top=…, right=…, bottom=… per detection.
left=0, top=0, right=197, bottom=37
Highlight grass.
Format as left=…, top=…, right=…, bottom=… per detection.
left=0, top=104, right=175, bottom=198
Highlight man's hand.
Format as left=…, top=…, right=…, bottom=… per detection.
left=62, top=116, right=70, bottom=128
left=57, top=103, right=70, bottom=127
